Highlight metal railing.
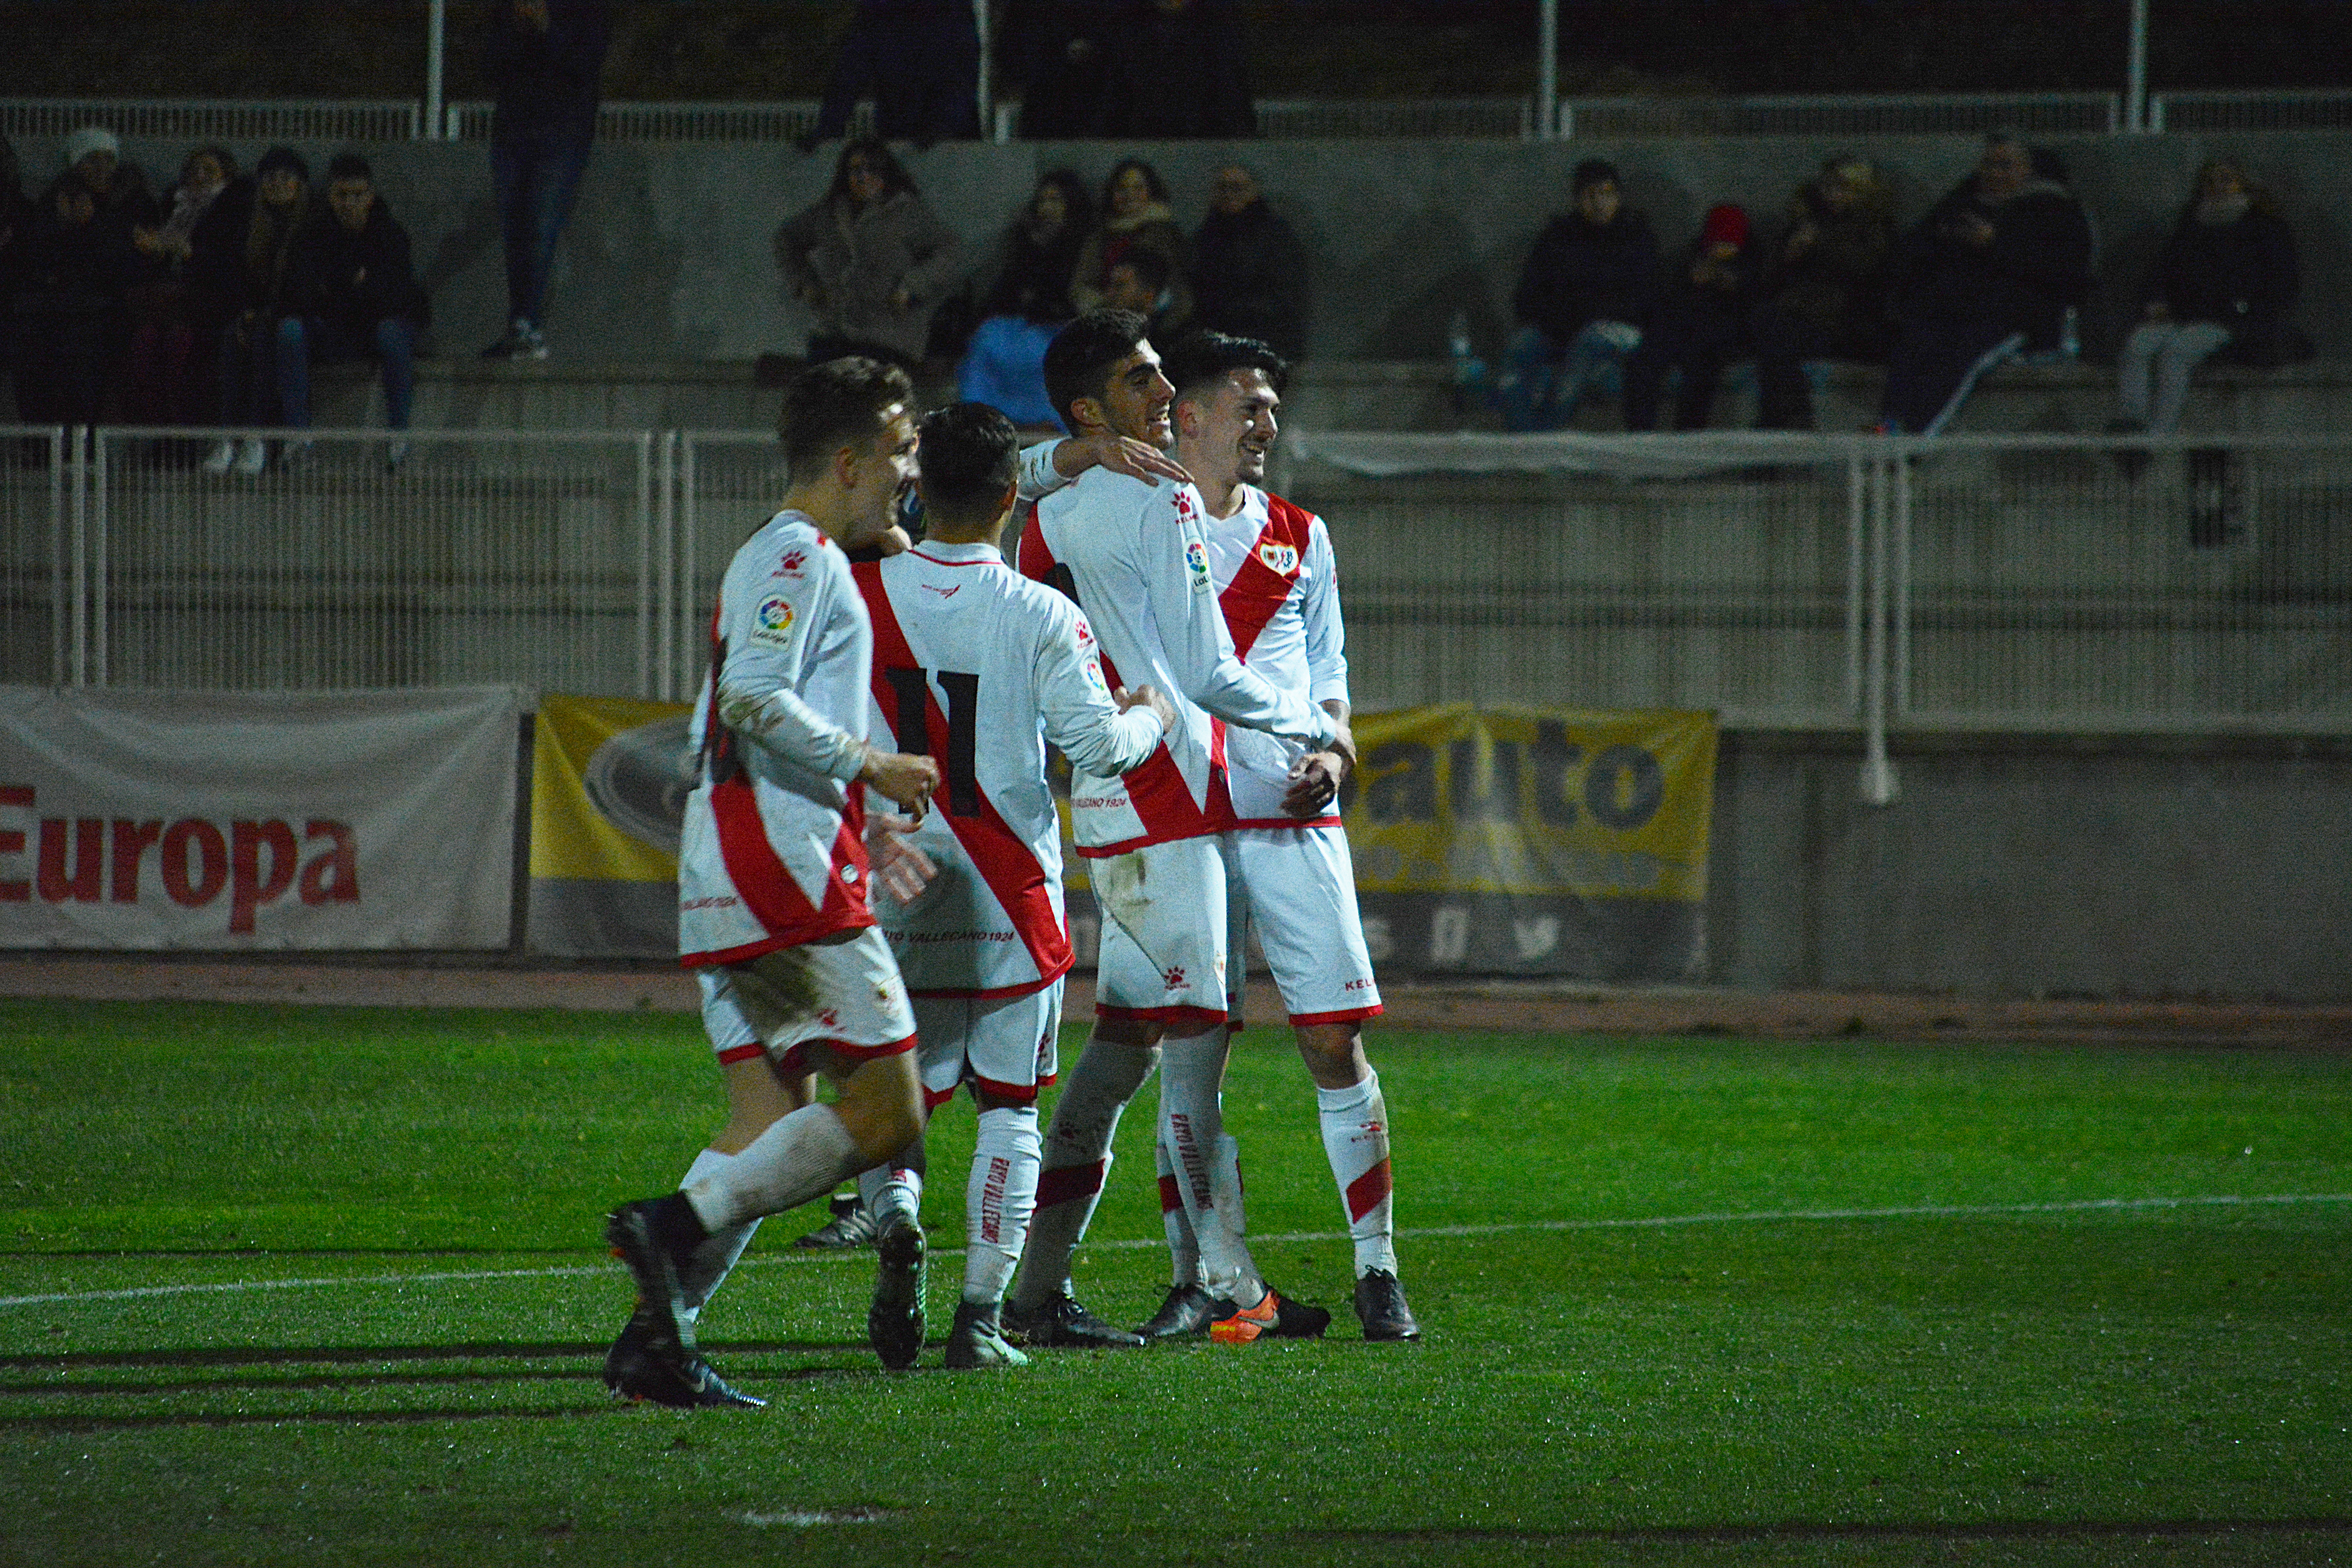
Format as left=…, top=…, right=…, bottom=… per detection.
left=1558, top=91, right=2122, bottom=139
left=10, top=429, right=2349, bottom=785
left=2147, top=90, right=2352, bottom=132
left=0, top=97, right=421, bottom=143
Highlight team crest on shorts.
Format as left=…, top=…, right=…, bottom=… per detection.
left=752, top=595, right=797, bottom=645
left=1257, top=541, right=1300, bottom=575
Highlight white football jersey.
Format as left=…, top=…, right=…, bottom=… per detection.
left=1016, top=465, right=1334, bottom=855
left=677, top=512, right=879, bottom=966
left=1200, top=486, right=1350, bottom=828
left=855, top=541, right=1163, bottom=996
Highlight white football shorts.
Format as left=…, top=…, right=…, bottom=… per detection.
left=1090, top=835, right=1232, bottom=1032
left=912, top=980, right=1063, bottom=1109
left=1223, top=824, right=1383, bottom=1027
left=699, top=925, right=918, bottom=1077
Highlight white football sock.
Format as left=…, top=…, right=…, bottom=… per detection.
left=684, top=1101, right=859, bottom=1233
left=964, top=1105, right=1040, bottom=1306
left=860, top=1137, right=925, bottom=1232
left=1154, top=1135, right=1203, bottom=1289
left=1008, top=1034, right=1158, bottom=1312
left=675, top=1147, right=760, bottom=1321
left=1317, top=1070, right=1398, bottom=1277
left=1158, top=1029, right=1265, bottom=1307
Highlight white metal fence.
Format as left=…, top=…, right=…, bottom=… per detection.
left=7, top=428, right=2348, bottom=757
left=0, top=98, right=423, bottom=143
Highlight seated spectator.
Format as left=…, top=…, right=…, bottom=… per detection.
left=806, top=0, right=980, bottom=149
left=1623, top=203, right=1757, bottom=432
left=1749, top=157, right=1896, bottom=430
left=1189, top=163, right=1308, bottom=360
left=2110, top=157, right=2303, bottom=442
left=775, top=137, right=961, bottom=371
left=12, top=167, right=142, bottom=428
left=1070, top=158, right=1190, bottom=324
left=957, top=169, right=1089, bottom=427
left=1101, top=247, right=1187, bottom=342
left=1879, top=134, right=2091, bottom=435
left=122, top=145, right=245, bottom=426
left=205, top=146, right=313, bottom=475
left=1094, top=0, right=1254, bottom=139
left=283, top=153, right=431, bottom=468
left=59, top=125, right=158, bottom=234
left=1491, top=158, right=1659, bottom=430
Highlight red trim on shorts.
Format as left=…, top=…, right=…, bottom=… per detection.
left=1288, top=1004, right=1383, bottom=1027
left=1035, top=1158, right=1106, bottom=1209
left=1074, top=822, right=1219, bottom=857
left=683, top=920, right=878, bottom=969
left=923, top=1083, right=959, bottom=1111
left=714, top=1043, right=767, bottom=1065
left=775, top=1032, right=917, bottom=1079
left=1096, top=1003, right=1230, bottom=1030
left=970, top=1073, right=1042, bottom=1105
left=1345, top=1158, right=1394, bottom=1223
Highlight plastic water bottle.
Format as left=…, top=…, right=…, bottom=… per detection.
left=2060, top=305, right=2081, bottom=360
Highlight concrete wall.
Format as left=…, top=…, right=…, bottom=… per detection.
left=1710, top=731, right=2352, bottom=1003
left=18, top=128, right=2352, bottom=364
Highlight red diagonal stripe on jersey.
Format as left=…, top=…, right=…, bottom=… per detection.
left=1036, top=1158, right=1107, bottom=1210
left=1216, top=498, right=1312, bottom=659
left=857, top=559, right=1071, bottom=984
left=710, top=774, right=870, bottom=945
left=1344, top=1157, right=1394, bottom=1223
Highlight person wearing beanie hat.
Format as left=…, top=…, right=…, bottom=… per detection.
left=1623, top=202, right=1760, bottom=432
left=54, top=123, right=155, bottom=227
left=62, top=125, right=120, bottom=176
left=1484, top=158, right=1659, bottom=430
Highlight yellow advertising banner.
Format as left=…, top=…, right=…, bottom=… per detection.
left=528, top=694, right=693, bottom=955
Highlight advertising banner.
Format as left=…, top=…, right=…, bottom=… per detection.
left=0, top=686, right=521, bottom=950
left=529, top=695, right=1716, bottom=983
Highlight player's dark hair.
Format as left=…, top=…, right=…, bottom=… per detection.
left=1043, top=308, right=1150, bottom=435
left=916, top=402, right=1019, bottom=525
left=778, top=356, right=914, bottom=480
left=1163, top=330, right=1289, bottom=407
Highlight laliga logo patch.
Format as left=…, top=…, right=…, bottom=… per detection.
left=1184, top=539, right=1211, bottom=588
left=1258, top=541, right=1299, bottom=575
left=751, top=594, right=797, bottom=645
left=1082, top=658, right=1109, bottom=693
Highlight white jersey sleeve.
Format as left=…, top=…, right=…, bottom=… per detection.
left=1035, top=604, right=1164, bottom=780
left=713, top=537, right=868, bottom=782
left=1301, top=518, right=1350, bottom=711
left=1016, top=439, right=1073, bottom=504
left=1147, top=482, right=1335, bottom=748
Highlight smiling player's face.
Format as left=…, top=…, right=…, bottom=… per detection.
left=1191, top=368, right=1279, bottom=491
left=1097, top=345, right=1175, bottom=448
left=844, top=402, right=919, bottom=548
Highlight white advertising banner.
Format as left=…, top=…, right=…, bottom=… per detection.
left=0, top=687, right=521, bottom=951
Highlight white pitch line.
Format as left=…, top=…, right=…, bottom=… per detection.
left=2, top=1192, right=2346, bottom=1311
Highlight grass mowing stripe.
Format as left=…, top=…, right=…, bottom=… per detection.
left=6, top=1189, right=2344, bottom=1310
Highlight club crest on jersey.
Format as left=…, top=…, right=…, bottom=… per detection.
left=1257, top=541, right=1300, bottom=575
left=752, top=595, right=797, bottom=645
left=1184, top=539, right=1211, bottom=590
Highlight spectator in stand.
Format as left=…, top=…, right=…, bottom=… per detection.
left=775, top=137, right=961, bottom=371
left=805, top=0, right=981, bottom=149
left=1003, top=0, right=1114, bottom=140
left=1189, top=163, right=1308, bottom=361
left=957, top=169, right=1090, bottom=427
left=122, top=145, right=246, bottom=426
left=1878, top=134, right=2092, bottom=435
left=1623, top=203, right=1758, bottom=432
left=282, top=154, right=431, bottom=469
left=2109, top=157, right=2303, bottom=443
left=204, top=146, right=313, bottom=475
left=1094, top=0, right=1254, bottom=139
left=1070, top=158, right=1190, bottom=323
left=1100, top=246, right=1187, bottom=342
left=59, top=126, right=158, bottom=234
left=1491, top=158, right=1659, bottom=430
left=12, top=168, right=142, bottom=429
left=0, top=137, right=37, bottom=400
left=1749, top=156, right=1896, bottom=430
left=482, top=0, right=612, bottom=362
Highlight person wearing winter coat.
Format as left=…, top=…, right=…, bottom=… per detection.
left=204, top=145, right=315, bottom=474
left=958, top=169, right=1090, bottom=427
left=1189, top=163, right=1308, bottom=361
left=1749, top=157, right=1896, bottom=429
left=775, top=138, right=962, bottom=369
left=2110, top=158, right=2302, bottom=437
left=1878, top=134, right=2093, bottom=435
left=1067, top=158, right=1191, bottom=325
left=12, top=167, right=143, bottom=427
left=1622, top=203, right=1759, bottom=432
left=280, top=153, right=430, bottom=462
left=122, top=145, right=247, bottom=425
left=1495, top=158, right=1660, bottom=430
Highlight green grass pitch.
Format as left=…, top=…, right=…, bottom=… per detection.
left=2, top=997, right=2348, bottom=1566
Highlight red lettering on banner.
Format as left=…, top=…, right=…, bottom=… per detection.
left=162, top=819, right=227, bottom=907
left=112, top=820, right=162, bottom=902
left=38, top=817, right=103, bottom=903
left=299, top=820, right=360, bottom=906
left=0, top=785, right=31, bottom=901
left=230, top=820, right=298, bottom=933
